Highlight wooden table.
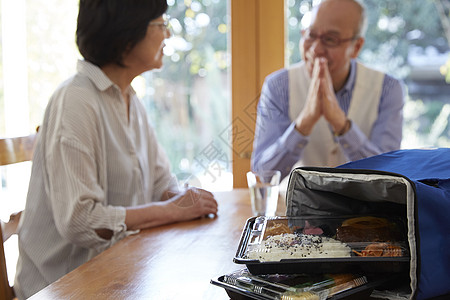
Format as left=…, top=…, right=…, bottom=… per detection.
left=29, top=189, right=260, bottom=300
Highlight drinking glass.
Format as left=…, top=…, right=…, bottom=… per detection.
left=246, top=170, right=281, bottom=216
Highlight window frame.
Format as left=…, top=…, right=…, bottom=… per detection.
left=231, top=0, right=285, bottom=188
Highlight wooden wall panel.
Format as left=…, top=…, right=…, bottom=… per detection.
left=231, top=0, right=285, bottom=187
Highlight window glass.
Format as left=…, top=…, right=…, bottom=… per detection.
left=141, top=0, right=232, bottom=191
left=286, top=0, right=450, bottom=148
left=0, top=0, right=79, bottom=137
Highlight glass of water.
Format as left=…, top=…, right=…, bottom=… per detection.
left=246, top=170, right=281, bottom=216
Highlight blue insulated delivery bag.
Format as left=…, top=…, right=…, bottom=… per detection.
left=285, top=148, right=450, bottom=300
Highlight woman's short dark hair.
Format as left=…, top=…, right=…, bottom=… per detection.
left=76, top=0, right=168, bottom=67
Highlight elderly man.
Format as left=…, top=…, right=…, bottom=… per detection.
left=251, top=0, right=404, bottom=181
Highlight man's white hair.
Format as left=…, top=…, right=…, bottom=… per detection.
left=303, top=0, right=368, bottom=37
left=353, top=0, right=368, bottom=37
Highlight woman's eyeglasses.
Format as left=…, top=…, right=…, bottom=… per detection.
left=149, top=15, right=171, bottom=30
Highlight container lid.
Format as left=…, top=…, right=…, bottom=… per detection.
left=210, top=268, right=399, bottom=300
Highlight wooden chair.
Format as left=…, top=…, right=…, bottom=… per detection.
left=0, top=132, right=38, bottom=300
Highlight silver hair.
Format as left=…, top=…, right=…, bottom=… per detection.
left=307, top=0, right=368, bottom=37
left=354, top=0, right=368, bottom=37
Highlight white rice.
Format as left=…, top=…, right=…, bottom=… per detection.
left=247, top=233, right=351, bottom=262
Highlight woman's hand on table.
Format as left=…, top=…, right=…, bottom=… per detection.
left=125, top=187, right=218, bottom=231
left=167, top=187, right=218, bottom=221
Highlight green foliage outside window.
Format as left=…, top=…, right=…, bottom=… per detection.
left=441, top=56, right=450, bottom=82
left=141, top=0, right=231, bottom=187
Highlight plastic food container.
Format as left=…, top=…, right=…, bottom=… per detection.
left=234, top=216, right=410, bottom=275
left=210, top=268, right=401, bottom=300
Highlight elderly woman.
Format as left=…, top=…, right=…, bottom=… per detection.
left=14, top=0, right=218, bottom=298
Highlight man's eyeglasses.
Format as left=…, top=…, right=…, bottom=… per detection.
left=302, top=29, right=358, bottom=48
left=149, top=15, right=171, bottom=30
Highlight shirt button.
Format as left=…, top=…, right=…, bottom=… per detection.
left=343, top=143, right=349, bottom=149
left=297, top=143, right=304, bottom=149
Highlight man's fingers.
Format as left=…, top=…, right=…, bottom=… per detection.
left=312, top=57, right=321, bottom=79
